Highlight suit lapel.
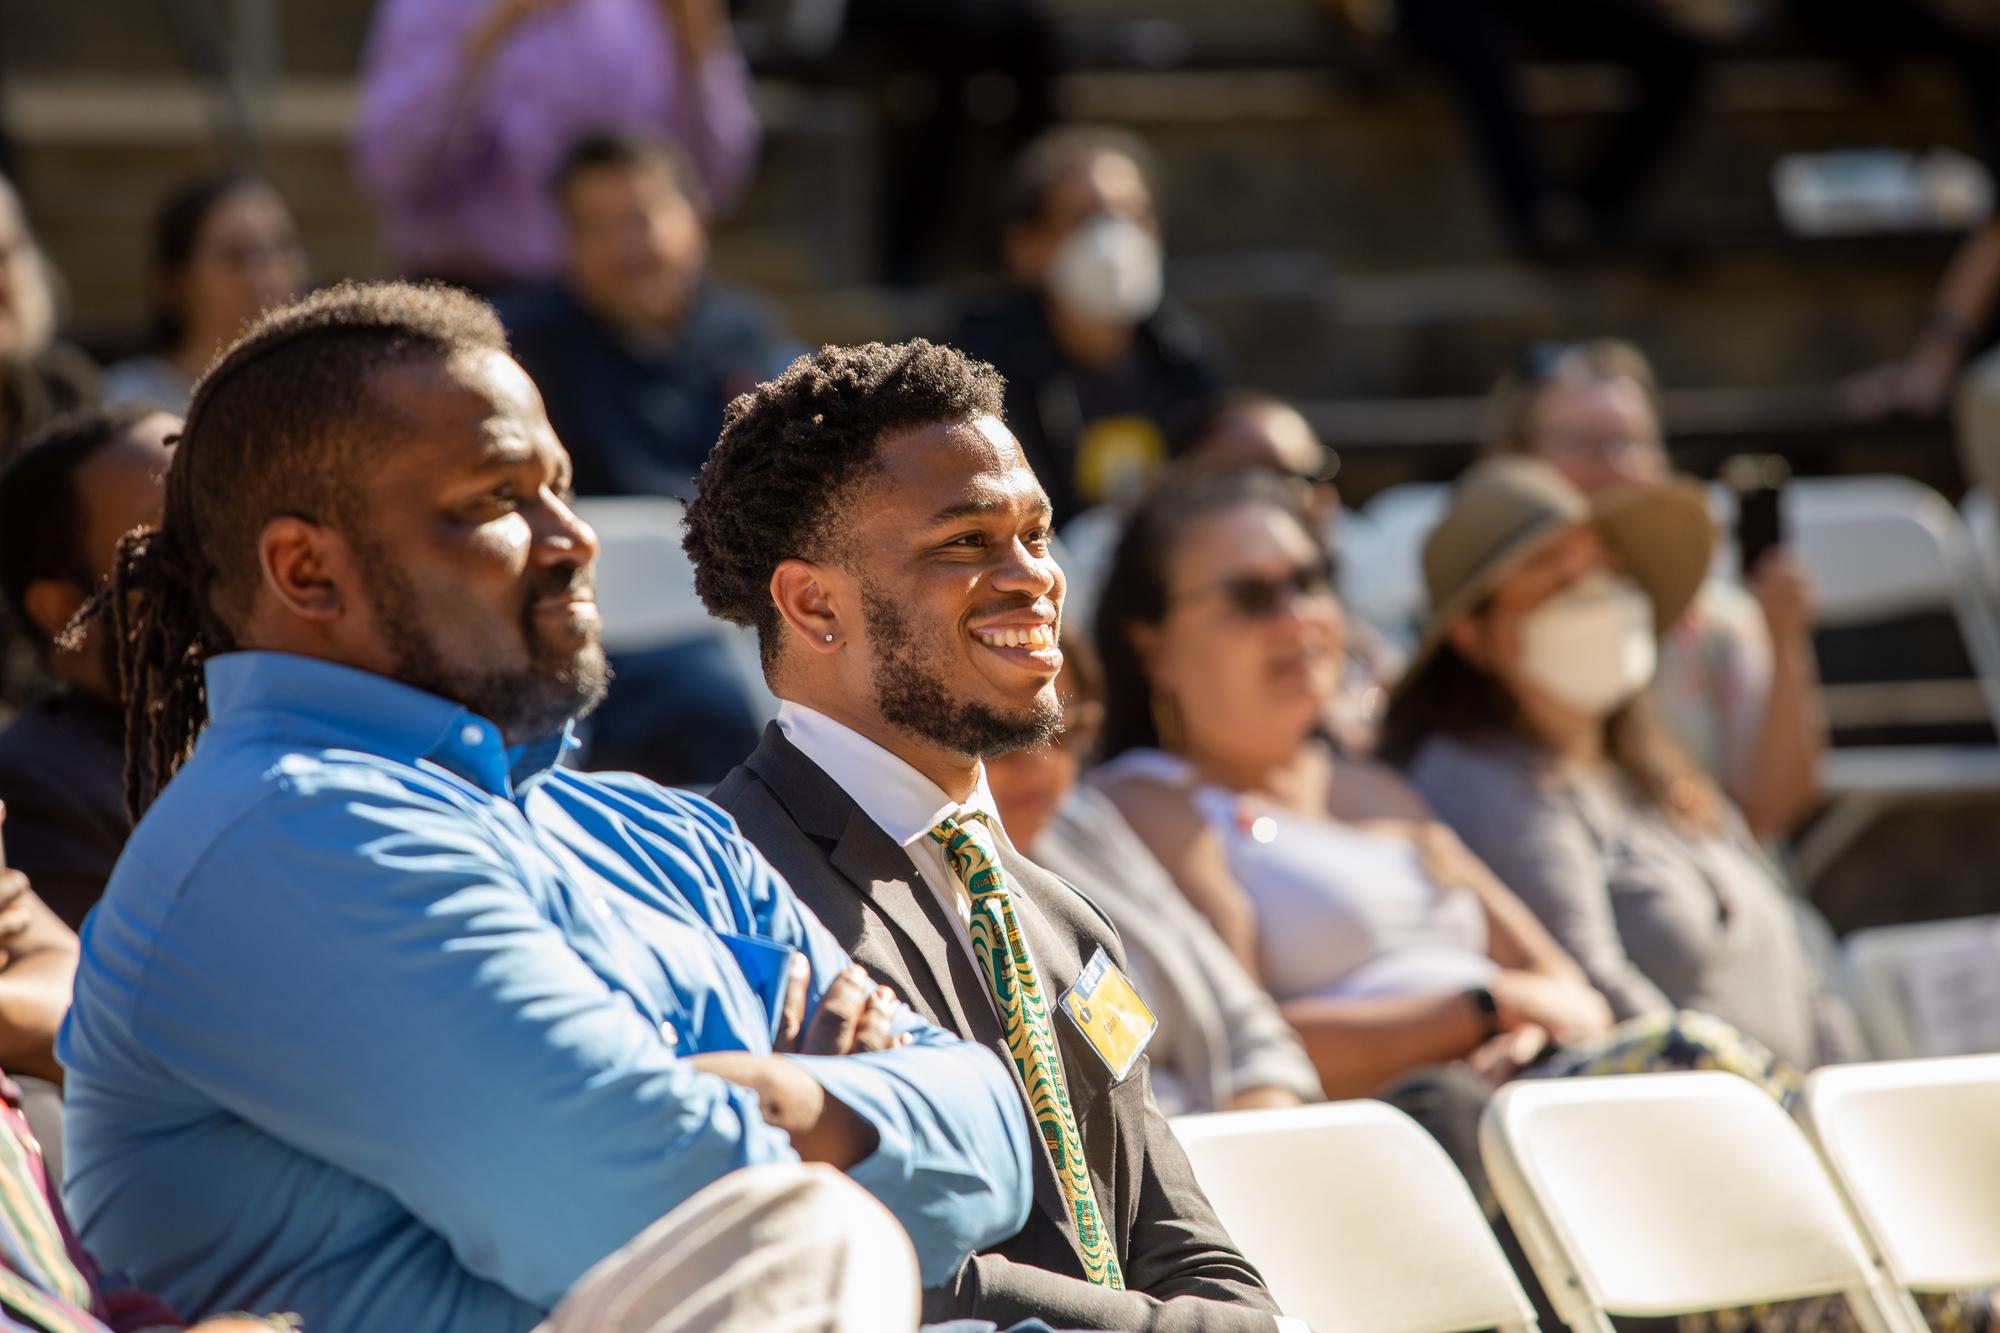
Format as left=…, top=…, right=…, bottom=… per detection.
left=743, top=725, right=1077, bottom=1245
left=826, top=805, right=992, bottom=1046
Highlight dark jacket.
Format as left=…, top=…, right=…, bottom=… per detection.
left=952, top=291, right=1230, bottom=525
left=713, top=724, right=1281, bottom=1333
left=495, top=281, right=800, bottom=500
left=0, top=691, right=129, bottom=930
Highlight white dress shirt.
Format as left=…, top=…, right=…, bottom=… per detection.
left=776, top=705, right=1316, bottom=1333
left=775, top=701, right=1012, bottom=969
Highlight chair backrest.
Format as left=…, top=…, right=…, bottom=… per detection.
left=1054, top=505, right=1123, bottom=638
left=1786, top=477, right=2000, bottom=747
left=572, top=497, right=777, bottom=720
left=1345, top=482, right=1449, bottom=652
left=1480, top=1072, right=1918, bottom=1331
left=1803, top=1054, right=2000, bottom=1293
left=573, top=497, right=712, bottom=654
left=1173, top=1101, right=1538, bottom=1333
left=1842, top=915, right=2000, bottom=1059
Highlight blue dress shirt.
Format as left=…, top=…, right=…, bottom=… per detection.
left=57, top=652, right=1032, bottom=1333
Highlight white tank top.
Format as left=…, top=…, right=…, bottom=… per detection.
left=1093, top=749, right=1496, bottom=1004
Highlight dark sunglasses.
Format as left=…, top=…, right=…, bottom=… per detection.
left=1178, top=555, right=1337, bottom=619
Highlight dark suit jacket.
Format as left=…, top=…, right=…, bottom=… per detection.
left=713, top=725, right=1282, bottom=1333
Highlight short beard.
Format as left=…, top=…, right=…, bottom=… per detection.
left=364, top=549, right=611, bottom=746
left=862, top=580, right=1059, bottom=760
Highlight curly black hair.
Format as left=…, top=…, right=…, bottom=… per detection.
left=682, top=339, right=1005, bottom=670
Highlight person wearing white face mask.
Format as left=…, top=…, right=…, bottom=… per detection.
left=953, top=127, right=1231, bottom=525
left=1380, top=457, right=1866, bottom=1073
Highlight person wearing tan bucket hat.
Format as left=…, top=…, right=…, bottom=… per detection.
left=1381, top=457, right=1867, bottom=1075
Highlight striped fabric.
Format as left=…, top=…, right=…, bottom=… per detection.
left=0, top=1095, right=102, bottom=1333
left=928, top=814, right=1124, bottom=1290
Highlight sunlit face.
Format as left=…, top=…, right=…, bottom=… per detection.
left=1006, top=150, right=1159, bottom=286
left=1196, top=402, right=1340, bottom=527
left=1141, top=501, right=1343, bottom=760
left=841, top=415, right=1067, bottom=760
left=986, top=661, right=1101, bottom=848
left=1448, top=524, right=1613, bottom=711
left=347, top=349, right=608, bottom=742
left=1523, top=378, right=1667, bottom=495
left=563, top=161, right=706, bottom=335
left=174, top=183, right=307, bottom=352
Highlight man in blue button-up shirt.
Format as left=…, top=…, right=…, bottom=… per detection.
left=56, top=281, right=1033, bottom=1333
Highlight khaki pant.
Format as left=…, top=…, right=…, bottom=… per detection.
left=534, top=1164, right=921, bottom=1333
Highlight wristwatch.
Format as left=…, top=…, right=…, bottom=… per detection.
left=1464, top=985, right=1502, bottom=1041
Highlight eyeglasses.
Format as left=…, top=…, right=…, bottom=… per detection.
left=1174, top=555, right=1337, bottom=619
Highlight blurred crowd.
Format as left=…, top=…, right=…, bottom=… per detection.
left=0, top=0, right=1995, bottom=1330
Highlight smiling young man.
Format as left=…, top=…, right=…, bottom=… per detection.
left=688, top=340, right=1292, bottom=1332
left=54, top=286, right=1035, bottom=1333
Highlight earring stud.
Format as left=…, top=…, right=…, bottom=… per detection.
left=824, top=633, right=835, bottom=643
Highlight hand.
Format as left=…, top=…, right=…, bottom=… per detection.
left=1749, top=548, right=1816, bottom=645
left=1840, top=349, right=1957, bottom=421
left=1489, top=970, right=1613, bottom=1044
left=1463, top=1024, right=1551, bottom=1090
left=1223, top=1085, right=1307, bottom=1112
left=775, top=959, right=911, bottom=1056
left=0, top=870, right=33, bottom=950
left=656, top=0, right=727, bottom=58
left=467, top=0, right=574, bottom=66
left=798, top=964, right=909, bottom=1056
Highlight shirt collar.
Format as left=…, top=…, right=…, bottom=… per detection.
left=775, top=701, right=1000, bottom=849
left=202, top=651, right=577, bottom=797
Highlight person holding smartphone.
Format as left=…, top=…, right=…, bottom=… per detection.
left=1480, top=339, right=1828, bottom=840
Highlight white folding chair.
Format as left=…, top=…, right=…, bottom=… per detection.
left=1781, top=478, right=2000, bottom=886
left=1481, top=1071, right=1923, bottom=1333
left=571, top=497, right=776, bottom=722
left=1055, top=505, right=1123, bottom=639
left=1346, top=482, right=1449, bottom=653
left=1842, top=915, right=2000, bottom=1059
left=1173, top=1101, right=1539, bottom=1333
left=1803, top=1054, right=2000, bottom=1296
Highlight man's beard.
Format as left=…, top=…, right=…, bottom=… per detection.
left=367, top=557, right=611, bottom=745
left=862, top=579, right=1060, bottom=760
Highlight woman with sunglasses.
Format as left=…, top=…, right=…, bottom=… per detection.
left=1091, top=468, right=1627, bottom=1101
left=985, top=632, right=1325, bottom=1117
left=1379, top=457, right=1864, bottom=1076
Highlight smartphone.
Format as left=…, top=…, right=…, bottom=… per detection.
left=1723, top=454, right=1790, bottom=578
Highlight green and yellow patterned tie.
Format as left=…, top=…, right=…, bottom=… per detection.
left=929, top=813, right=1125, bottom=1290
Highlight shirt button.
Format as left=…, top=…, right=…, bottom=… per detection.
left=460, top=723, right=485, bottom=747
left=659, top=1021, right=678, bottom=1049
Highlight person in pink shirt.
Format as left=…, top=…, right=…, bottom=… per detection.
left=354, top=0, right=761, bottom=288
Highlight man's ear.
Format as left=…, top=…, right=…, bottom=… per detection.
left=770, top=558, right=845, bottom=657
left=21, top=579, right=86, bottom=646
left=257, top=516, right=349, bottom=622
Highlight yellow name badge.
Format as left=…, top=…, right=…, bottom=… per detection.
left=1058, top=946, right=1159, bottom=1082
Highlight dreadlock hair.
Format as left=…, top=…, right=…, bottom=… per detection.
left=681, top=339, right=1006, bottom=672
left=87, top=279, right=508, bottom=819
left=0, top=403, right=166, bottom=651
